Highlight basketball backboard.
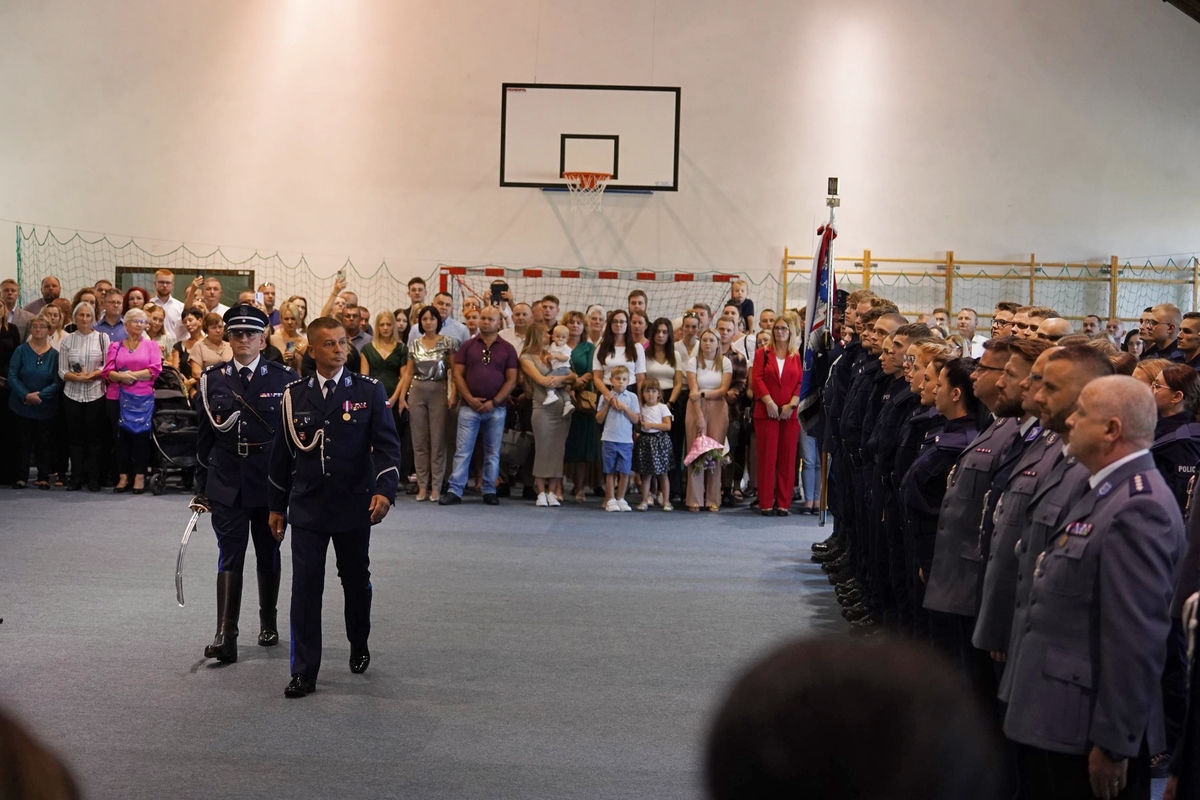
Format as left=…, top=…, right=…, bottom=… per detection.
left=500, top=83, right=681, bottom=192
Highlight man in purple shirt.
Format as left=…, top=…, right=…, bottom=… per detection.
left=439, top=306, right=519, bottom=506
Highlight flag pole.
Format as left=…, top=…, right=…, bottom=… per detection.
left=817, top=180, right=839, bottom=527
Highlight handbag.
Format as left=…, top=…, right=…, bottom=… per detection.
left=576, top=388, right=598, bottom=412
left=118, top=388, right=155, bottom=435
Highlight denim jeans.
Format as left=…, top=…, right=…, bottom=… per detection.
left=799, top=431, right=821, bottom=503
left=447, top=404, right=506, bottom=496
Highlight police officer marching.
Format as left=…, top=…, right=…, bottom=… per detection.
left=268, top=316, right=401, bottom=699
left=194, top=304, right=297, bottom=663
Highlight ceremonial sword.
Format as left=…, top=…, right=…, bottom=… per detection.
left=176, top=499, right=208, bottom=607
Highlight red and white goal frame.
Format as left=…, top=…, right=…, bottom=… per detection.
left=438, top=265, right=741, bottom=322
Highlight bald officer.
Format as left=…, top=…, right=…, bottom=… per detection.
left=194, top=304, right=297, bottom=663
left=1003, top=376, right=1185, bottom=800
left=268, top=316, right=401, bottom=699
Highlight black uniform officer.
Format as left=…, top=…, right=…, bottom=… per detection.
left=194, top=304, right=297, bottom=663
left=1152, top=410, right=1200, bottom=513
left=268, top=316, right=401, bottom=698
left=837, top=331, right=880, bottom=591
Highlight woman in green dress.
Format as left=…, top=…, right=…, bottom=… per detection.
left=563, top=306, right=605, bottom=503
left=360, top=311, right=413, bottom=485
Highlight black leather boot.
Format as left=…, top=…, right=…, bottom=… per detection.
left=204, top=571, right=242, bottom=663
left=257, top=571, right=280, bottom=647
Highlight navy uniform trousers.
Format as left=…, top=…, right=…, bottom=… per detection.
left=289, top=525, right=372, bottom=679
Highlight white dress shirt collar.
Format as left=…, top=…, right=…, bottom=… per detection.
left=1087, top=449, right=1151, bottom=489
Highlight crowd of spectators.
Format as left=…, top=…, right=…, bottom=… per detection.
left=0, top=271, right=821, bottom=515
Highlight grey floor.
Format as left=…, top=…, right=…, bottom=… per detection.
left=0, top=488, right=840, bottom=799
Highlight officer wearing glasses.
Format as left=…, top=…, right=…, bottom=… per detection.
left=1141, top=303, right=1186, bottom=362
left=194, top=304, right=298, bottom=664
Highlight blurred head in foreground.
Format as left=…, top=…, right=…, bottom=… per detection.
left=706, top=637, right=999, bottom=800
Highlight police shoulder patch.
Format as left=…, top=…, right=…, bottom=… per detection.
left=1045, top=432, right=1059, bottom=445
left=1130, top=473, right=1152, bottom=496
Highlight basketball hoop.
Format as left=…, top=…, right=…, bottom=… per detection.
left=562, top=171, right=611, bottom=212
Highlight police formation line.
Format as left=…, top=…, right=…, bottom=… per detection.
left=813, top=291, right=1200, bottom=800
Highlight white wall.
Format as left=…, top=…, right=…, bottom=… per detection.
left=1, top=0, right=1199, bottom=295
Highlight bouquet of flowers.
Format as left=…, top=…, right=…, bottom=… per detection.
left=683, top=434, right=731, bottom=474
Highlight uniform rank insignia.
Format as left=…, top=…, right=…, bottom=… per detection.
left=224, top=365, right=233, bottom=376
left=1046, top=433, right=1059, bottom=444
left=343, top=376, right=352, bottom=387
left=1021, top=469, right=1038, bottom=477
left=260, top=365, right=268, bottom=375
left=975, top=447, right=992, bottom=454
left=1130, top=473, right=1151, bottom=495
left=1097, top=482, right=1113, bottom=497
left=1025, top=426, right=1042, bottom=442
left=1065, top=521, right=1093, bottom=537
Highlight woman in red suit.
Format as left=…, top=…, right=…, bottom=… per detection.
left=752, top=318, right=804, bottom=516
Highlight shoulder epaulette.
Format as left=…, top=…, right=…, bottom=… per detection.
left=356, top=373, right=380, bottom=385
left=267, top=360, right=299, bottom=376
left=284, top=376, right=307, bottom=389
left=203, top=362, right=226, bottom=374
left=1129, top=473, right=1153, bottom=496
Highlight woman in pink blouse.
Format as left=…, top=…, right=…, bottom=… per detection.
left=101, top=308, right=163, bottom=493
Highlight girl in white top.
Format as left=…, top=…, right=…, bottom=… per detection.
left=684, top=329, right=732, bottom=512
left=644, top=318, right=683, bottom=405
left=591, top=309, right=646, bottom=400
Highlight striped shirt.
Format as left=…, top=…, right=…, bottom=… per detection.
left=58, top=330, right=110, bottom=403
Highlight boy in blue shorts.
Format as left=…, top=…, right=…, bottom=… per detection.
left=596, top=365, right=640, bottom=512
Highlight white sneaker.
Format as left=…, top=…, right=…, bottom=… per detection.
left=617, top=498, right=632, bottom=512
left=543, top=390, right=558, bottom=405
left=605, top=499, right=621, bottom=512
left=536, top=492, right=549, bottom=507
left=562, top=401, right=575, bottom=417
left=547, top=493, right=561, bottom=507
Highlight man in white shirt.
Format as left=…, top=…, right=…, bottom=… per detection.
left=498, top=302, right=533, bottom=350
left=148, top=269, right=187, bottom=340
left=957, top=308, right=988, bottom=358
left=187, top=276, right=231, bottom=318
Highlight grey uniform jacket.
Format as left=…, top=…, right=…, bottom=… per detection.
left=1001, top=453, right=1185, bottom=759
left=924, top=417, right=1024, bottom=617
left=999, top=452, right=1091, bottom=702
left=973, top=428, right=1060, bottom=653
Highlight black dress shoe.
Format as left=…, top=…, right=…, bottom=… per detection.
left=66, top=482, right=82, bottom=492
left=349, top=646, right=370, bottom=674
left=848, top=616, right=880, bottom=636
left=776, top=508, right=789, bottom=517
left=284, top=675, right=316, bottom=698
left=483, top=493, right=499, bottom=506
left=438, top=493, right=462, bottom=506
left=131, top=486, right=145, bottom=495
left=113, top=484, right=130, bottom=494
left=841, top=603, right=871, bottom=621
left=812, top=548, right=844, bottom=564
left=761, top=508, right=775, bottom=516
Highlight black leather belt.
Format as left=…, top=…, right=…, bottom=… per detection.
left=218, top=441, right=271, bottom=457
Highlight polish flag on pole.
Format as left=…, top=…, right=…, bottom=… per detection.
left=798, top=218, right=838, bottom=415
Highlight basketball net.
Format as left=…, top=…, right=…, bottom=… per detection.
left=562, top=171, right=611, bottom=212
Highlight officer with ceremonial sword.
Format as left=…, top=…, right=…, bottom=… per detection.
left=190, top=304, right=297, bottom=663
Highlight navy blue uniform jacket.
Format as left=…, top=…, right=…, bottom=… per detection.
left=268, top=371, right=401, bottom=532
left=196, top=359, right=297, bottom=508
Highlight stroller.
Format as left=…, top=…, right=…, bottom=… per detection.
left=148, top=366, right=198, bottom=495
